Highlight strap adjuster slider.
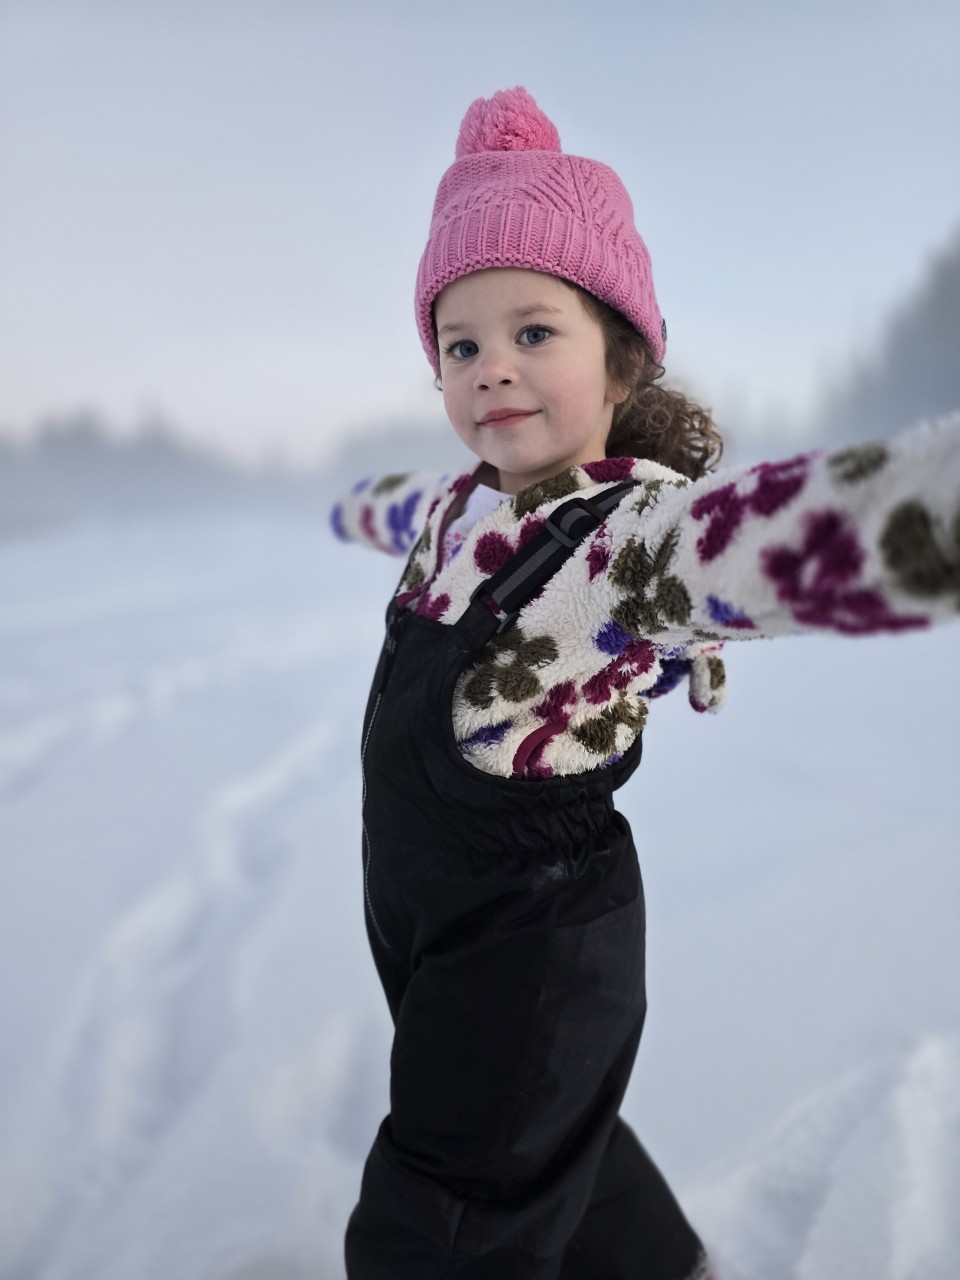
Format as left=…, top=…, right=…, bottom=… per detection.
left=545, top=495, right=608, bottom=547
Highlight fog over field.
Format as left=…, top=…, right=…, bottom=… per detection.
left=1, top=431, right=958, bottom=1278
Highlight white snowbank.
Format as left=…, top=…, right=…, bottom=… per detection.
left=0, top=509, right=957, bottom=1278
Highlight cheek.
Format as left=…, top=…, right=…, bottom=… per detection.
left=441, top=379, right=473, bottom=431
left=551, top=362, right=606, bottom=411
left=439, top=376, right=460, bottom=417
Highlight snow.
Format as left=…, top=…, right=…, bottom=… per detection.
left=1, top=508, right=957, bottom=1279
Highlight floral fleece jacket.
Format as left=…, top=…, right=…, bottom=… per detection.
left=332, top=414, right=960, bottom=781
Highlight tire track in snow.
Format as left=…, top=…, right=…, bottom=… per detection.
left=889, top=1036, right=960, bottom=1280
left=256, top=1005, right=391, bottom=1166
left=0, top=615, right=355, bottom=796
left=0, top=717, right=338, bottom=1279
left=687, top=1036, right=960, bottom=1280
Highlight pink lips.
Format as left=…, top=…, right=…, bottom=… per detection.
left=479, top=408, right=538, bottom=426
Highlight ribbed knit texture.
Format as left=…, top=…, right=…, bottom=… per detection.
left=415, top=86, right=666, bottom=372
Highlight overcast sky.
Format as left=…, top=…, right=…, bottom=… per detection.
left=1, top=0, right=958, bottom=467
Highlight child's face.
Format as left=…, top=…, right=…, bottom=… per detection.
left=434, top=267, right=623, bottom=495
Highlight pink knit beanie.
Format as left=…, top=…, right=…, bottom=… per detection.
left=415, top=86, right=666, bottom=375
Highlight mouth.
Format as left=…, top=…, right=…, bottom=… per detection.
left=478, top=409, right=539, bottom=427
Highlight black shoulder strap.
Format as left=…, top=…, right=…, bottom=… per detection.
left=454, top=481, right=638, bottom=652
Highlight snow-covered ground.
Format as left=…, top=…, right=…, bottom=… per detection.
left=1, top=507, right=957, bottom=1280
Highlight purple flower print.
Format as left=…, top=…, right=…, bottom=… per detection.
left=462, top=719, right=513, bottom=750
left=648, top=657, right=691, bottom=698
left=330, top=503, right=348, bottom=541
left=386, top=490, right=423, bottom=553
left=593, top=619, right=635, bottom=656
left=706, top=595, right=756, bottom=630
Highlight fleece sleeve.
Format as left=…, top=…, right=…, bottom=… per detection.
left=330, top=471, right=451, bottom=557
left=595, top=413, right=960, bottom=646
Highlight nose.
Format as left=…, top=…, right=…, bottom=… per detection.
left=473, top=343, right=516, bottom=391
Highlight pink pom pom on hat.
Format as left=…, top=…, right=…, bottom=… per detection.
left=415, top=86, right=666, bottom=374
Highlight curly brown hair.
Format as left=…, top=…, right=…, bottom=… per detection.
left=573, top=285, right=724, bottom=481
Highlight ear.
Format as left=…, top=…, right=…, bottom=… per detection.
left=605, top=374, right=630, bottom=406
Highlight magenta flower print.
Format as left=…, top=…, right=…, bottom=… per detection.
left=762, top=510, right=928, bottom=635
left=473, top=516, right=547, bottom=576
left=587, top=527, right=612, bottom=581
left=533, top=680, right=577, bottom=723
left=583, top=637, right=656, bottom=705
left=582, top=457, right=636, bottom=483
left=415, top=591, right=452, bottom=621
left=692, top=454, right=811, bottom=563
left=473, top=531, right=513, bottom=575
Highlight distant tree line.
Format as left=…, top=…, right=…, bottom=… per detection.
left=813, top=224, right=960, bottom=443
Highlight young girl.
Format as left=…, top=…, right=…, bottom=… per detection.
left=332, top=86, right=959, bottom=1280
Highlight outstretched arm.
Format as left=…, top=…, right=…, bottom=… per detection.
left=331, top=471, right=452, bottom=557
left=593, top=413, right=960, bottom=646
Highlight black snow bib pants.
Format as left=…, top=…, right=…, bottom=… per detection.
left=345, top=489, right=705, bottom=1280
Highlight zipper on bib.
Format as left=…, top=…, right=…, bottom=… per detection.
left=360, top=615, right=401, bottom=954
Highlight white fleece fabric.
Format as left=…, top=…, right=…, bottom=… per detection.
left=332, top=415, right=960, bottom=780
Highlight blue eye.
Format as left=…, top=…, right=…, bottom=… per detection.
left=444, top=339, right=479, bottom=359
left=520, top=326, right=551, bottom=345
